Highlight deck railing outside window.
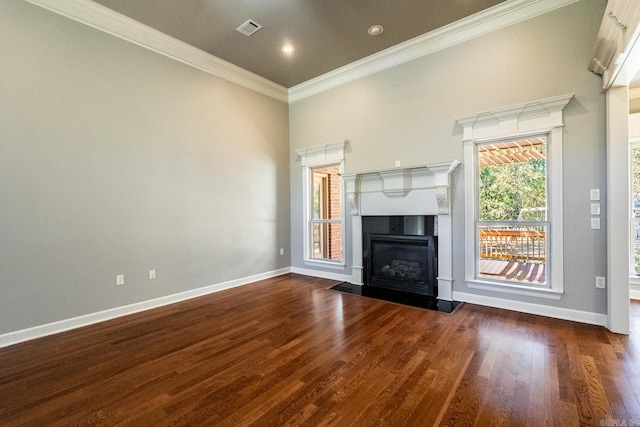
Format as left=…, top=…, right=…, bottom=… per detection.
left=478, top=224, right=547, bottom=284
left=479, top=224, right=547, bottom=263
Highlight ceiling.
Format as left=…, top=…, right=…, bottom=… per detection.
left=90, top=0, right=507, bottom=88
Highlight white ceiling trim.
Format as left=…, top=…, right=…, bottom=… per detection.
left=23, top=0, right=289, bottom=102
left=288, top=0, right=580, bottom=103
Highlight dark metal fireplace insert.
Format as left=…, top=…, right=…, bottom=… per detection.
left=365, top=234, right=437, bottom=297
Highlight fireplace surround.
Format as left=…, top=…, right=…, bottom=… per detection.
left=342, top=161, right=460, bottom=300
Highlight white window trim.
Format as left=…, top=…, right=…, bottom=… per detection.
left=295, top=141, right=348, bottom=267
left=455, top=93, right=574, bottom=299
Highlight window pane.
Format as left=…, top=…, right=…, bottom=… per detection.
left=634, top=221, right=640, bottom=275
left=478, top=137, right=547, bottom=222
left=478, top=224, right=547, bottom=284
left=312, top=177, right=323, bottom=220
left=311, top=222, right=342, bottom=261
left=633, top=145, right=640, bottom=219
left=309, top=164, right=342, bottom=262
left=311, top=165, right=341, bottom=220
left=476, top=136, right=548, bottom=286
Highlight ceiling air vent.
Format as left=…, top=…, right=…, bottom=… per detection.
left=236, top=19, right=262, bottom=36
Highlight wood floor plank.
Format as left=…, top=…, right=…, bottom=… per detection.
left=1, top=274, right=639, bottom=426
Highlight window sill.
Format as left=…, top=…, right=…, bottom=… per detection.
left=466, top=279, right=563, bottom=300
left=303, top=259, right=346, bottom=270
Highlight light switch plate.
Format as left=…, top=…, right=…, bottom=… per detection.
left=590, top=188, right=600, bottom=201
left=590, top=203, right=600, bottom=215
left=591, top=217, right=600, bottom=229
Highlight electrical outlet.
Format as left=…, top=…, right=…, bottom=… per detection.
left=590, top=203, right=600, bottom=215
left=116, top=274, right=124, bottom=286
left=595, top=276, right=606, bottom=289
left=590, top=188, right=600, bottom=201
left=591, top=217, right=600, bottom=229
left=395, top=160, right=401, bottom=167
left=149, top=269, right=156, bottom=280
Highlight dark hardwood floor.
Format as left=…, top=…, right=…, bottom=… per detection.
left=1, top=274, right=639, bottom=426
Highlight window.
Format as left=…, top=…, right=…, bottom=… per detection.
left=295, top=141, right=347, bottom=266
left=476, top=136, right=548, bottom=285
left=457, top=94, right=572, bottom=298
left=310, top=165, right=342, bottom=261
left=631, top=142, right=640, bottom=277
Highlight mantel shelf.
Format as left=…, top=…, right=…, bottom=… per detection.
left=341, top=160, right=460, bottom=180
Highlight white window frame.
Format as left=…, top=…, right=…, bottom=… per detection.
left=295, top=141, right=347, bottom=268
left=456, top=94, right=573, bottom=299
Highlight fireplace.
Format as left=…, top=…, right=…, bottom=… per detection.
left=342, top=161, right=460, bottom=301
left=366, top=234, right=437, bottom=296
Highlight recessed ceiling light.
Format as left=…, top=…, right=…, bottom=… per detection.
left=368, top=25, right=384, bottom=36
left=282, top=44, right=295, bottom=55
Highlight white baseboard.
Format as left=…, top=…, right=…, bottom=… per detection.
left=453, top=291, right=608, bottom=327
left=0, top=267, right=291, bottom=349
left=290, top=266, right=351, bottom=283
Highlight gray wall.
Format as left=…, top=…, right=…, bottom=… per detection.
left=290, top=0, right=608, bottom=314
left=0, top=1, right=290, bottom=334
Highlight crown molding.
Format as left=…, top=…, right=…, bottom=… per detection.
left=288, top=0, right=580, bottom=103
left=23, top=0, right=289, bottom=103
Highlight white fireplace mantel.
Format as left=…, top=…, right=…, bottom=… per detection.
left=342, top=160, right=460, bottom=300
